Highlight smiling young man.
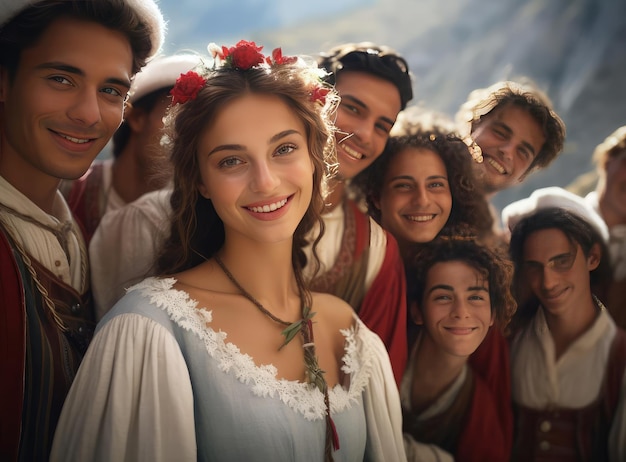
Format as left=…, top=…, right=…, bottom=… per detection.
left=0, top=1, right=163, bottom=459
left=308, top=42, right=413, bottom=382
left=456, top=81, right=566, bottom=198
left=60, top=54, right=201, bottom=244
left=402, top=236, right=515, bottom=462
left=503, top=187, right=626, bottom=462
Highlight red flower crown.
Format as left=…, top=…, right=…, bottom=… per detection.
left=170, top=40, right=329, bottom=106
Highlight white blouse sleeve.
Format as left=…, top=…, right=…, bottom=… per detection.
left=359, top=324, right=406, bottom=461
left=50, top=313, right=196, bottom=462
left=403, top=434, right=455, bottom=462
left=89, top=190, right=171, bottom=320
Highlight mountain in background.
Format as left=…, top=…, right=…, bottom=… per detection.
left=160, top=0, right=626, bottom=210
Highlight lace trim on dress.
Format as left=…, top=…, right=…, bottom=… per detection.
left=131, top=277, right=379, bottom=420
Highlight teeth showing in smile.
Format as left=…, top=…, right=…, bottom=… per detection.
left=60, top=133, right=90, bottom=144
left=487, top=157, right=506, bottom=174
left=445, top=327, right=476, bottom=334
left=248, top=198, right=288, bottom=213
left=406, top=214, right=435, bottom=222
left=342, top=144, right=363, bottom=160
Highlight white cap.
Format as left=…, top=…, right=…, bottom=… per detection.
left=501, top=186, right=609, bottom=243
left=129, top=54, right=202, bottom=103
left=0, top=0, right=165, bottom=60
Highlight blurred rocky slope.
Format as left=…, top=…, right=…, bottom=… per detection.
left=162, top=0, right=626, bottom=209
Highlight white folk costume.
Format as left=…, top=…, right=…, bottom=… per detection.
left=502, top=186, right=626, bottom=461
left=510, top=306, right=626, bottom=461
left=90, top=194, right=408, bottom=384
left=50, top=277, right=406, bottom=462
left=89, top=189, right=172, bottom=318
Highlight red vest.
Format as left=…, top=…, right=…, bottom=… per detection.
left=0, top=227, right=95, bottom=461
left=309, top=200, right=407, bottom=384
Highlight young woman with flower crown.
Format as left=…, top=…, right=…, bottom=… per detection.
left=50, top=40, right=406, bottom=462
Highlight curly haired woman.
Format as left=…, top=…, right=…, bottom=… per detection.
left=354, top=127, right=495, bottom=258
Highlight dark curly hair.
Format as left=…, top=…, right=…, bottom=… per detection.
left=352, top=129, right=494, bottom=241
left=407, top=232, right=516, bottom=332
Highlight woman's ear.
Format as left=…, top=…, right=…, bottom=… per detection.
left=198, top=182, right=210, bottom=199
left=409, top=300, right=424, bottom=325
left=586, top=242, right=602, bottom=271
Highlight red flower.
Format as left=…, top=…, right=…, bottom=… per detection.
left=170, top=71, right=206, bottom=105
left=224, top=40, right=265, bottom=70
left=269, top=48, right=297, bottom=65
left=311, top=86, right=330, bottom=106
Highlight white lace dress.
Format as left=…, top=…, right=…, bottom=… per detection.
left=50, top=277, right=406, bottom=462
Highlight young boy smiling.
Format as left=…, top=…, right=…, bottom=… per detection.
left=402, top=234, right=515, bottom=461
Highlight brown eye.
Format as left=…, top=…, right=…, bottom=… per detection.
left=552, top=254, right=575, bottom=271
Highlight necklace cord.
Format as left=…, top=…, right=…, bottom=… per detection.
left=212, top=254, right=339, bottom=459
left=213, top=254, right=291, bottom=327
